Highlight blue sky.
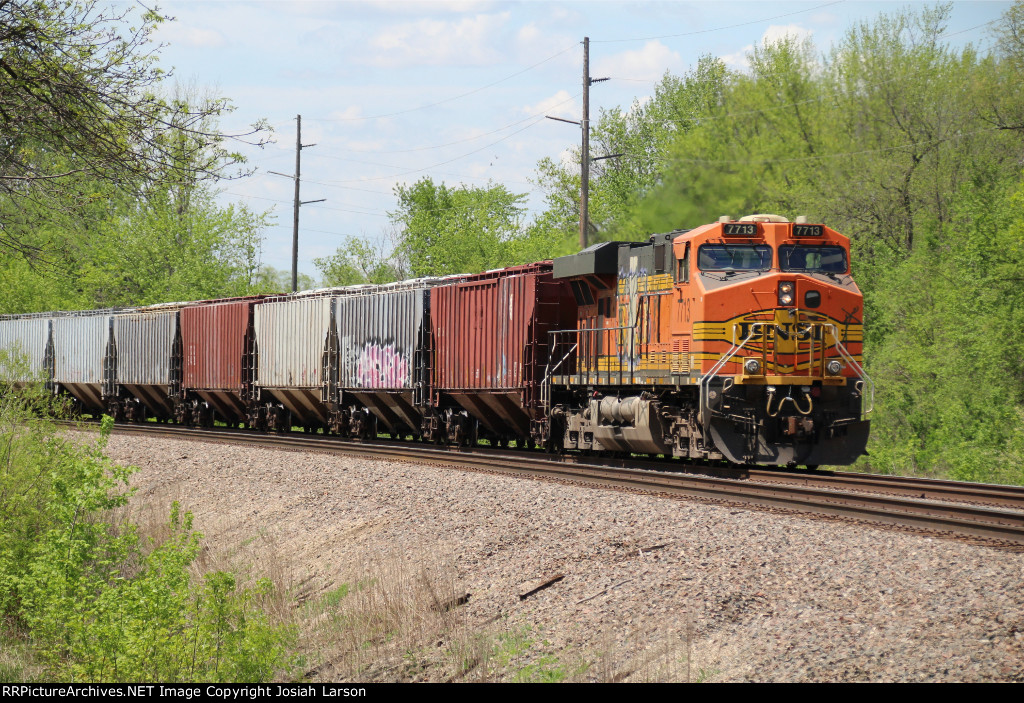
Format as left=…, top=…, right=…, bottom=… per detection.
left=148, top=1, right=1010, bottom=279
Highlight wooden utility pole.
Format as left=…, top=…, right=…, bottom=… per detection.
left=291, top=114, right=302, bottom=293
left=581, top=37, right=590, bottom=251
left=545, top=38, right=607, bottom=251
left=271, top=115, right=324, bottom=293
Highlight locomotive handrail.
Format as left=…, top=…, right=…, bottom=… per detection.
left=698, top=323, right=766, bottom=427
left=542, top=325, right=638, bottom=409
left=541, top=333, right=579, bottom=410
left=823, top=323, right=874, bottom=416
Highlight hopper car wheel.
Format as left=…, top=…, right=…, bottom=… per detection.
left=805, top=464, right=820, bottom=471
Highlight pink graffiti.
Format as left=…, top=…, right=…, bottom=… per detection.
left=356, top=343, right=410, bottom=388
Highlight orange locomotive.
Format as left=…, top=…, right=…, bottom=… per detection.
left=542, top=214, right=871, bottom=467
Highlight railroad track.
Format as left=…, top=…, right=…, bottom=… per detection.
left=73, top=420, right=1024, bottom=546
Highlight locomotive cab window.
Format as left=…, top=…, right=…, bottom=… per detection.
left=697, top=244, right=772, bottom=272
left=779, top=245, right=848, bottom=274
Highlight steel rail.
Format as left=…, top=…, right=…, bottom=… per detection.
left=596, top=458, right=1024, bottom=509
left=72, top=421, right=1024, bottom=546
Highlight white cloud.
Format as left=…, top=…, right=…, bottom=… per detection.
left=367, top=12, right=510, bottom=67
left=517, top=21, right=541, bottom=44
left=721, top=24, right=814, bottom=70
left=593, top=41, right=682, bottom=83
left=721, top=45, right=753, bottom=70
left=354, top=1, right=497, bottom=15
left=761, top=23, right=814, bottom=46
left=155, top=23, right=226, bottom=48
left=327, top=106, right=365, bottom=121
left=523, top=90, right=578, bottom=120
left=512, top=20, right=576, bottom=69
left=626, top=94, right=652, bottom=117
left=557, top=146, right=577, bottom=170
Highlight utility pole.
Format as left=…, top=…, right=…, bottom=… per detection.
left=581, top=37, right=590, bottom=251
left=546, top=38, right=608, bottom=251
left=291, top=114, right=302, bottom=293
left=270, top=114, right=324, bottom=292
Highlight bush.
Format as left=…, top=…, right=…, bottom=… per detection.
left=0, top=364, right=296, bottom=682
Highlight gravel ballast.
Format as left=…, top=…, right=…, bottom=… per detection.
left=103, top=433, right=1024, bottom=682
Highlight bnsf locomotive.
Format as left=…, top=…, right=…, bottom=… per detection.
left=546, top=213, right=870, bottom=467
left=0, top=214, right=870, bottom=467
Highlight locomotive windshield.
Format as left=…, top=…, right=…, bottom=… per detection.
left=698, top=244, right=772, bottom=272
left=779, top=245, right=848, bottom=274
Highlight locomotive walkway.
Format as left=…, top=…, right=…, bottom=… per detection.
left=75, top=420, right=1024, bottom=547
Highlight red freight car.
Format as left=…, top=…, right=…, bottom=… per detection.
left=179, top=297, right=265, bottom=426
left=427, top=262, right=576, bottom=446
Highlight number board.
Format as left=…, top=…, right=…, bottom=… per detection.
left=793, top=224, right=824, bottom=237
left=723, top=223, right=758, bottom=236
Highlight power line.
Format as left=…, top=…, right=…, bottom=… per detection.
left=222, top=190, right=389, bottom=217
left=315, top=91, right=580, bottom=155
left=301, top=90, right=585, bottom=159
left=672, top=126, right=1003, bottom=166
left=243, top=91, right=580, bottom=191
left=316, top=114, right=554, bottom=184
left=225, top=185, right=544, bottom=220
left=595, top=34, right=998, bottom=130
left=304, top=44, right=577, bottom=123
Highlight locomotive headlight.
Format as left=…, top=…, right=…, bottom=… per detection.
left=826, top=360, right=843, bottom=375
left=778, top=282, right=795, bottom=306
left=744, top=358, right=762, bottom=375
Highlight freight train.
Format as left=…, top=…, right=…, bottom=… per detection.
left=0, top=214, right=871, bottom=467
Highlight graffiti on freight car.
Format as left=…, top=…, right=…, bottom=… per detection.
left=356, top=342, right=410, bottom=388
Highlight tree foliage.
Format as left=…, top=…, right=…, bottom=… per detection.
left=0, top=4, right=275, bottom=313
left=388, top=178, right=527, bottom=277
left=315, top=232, right=408, bottom=287
left=0, top=0, right=268, bottom=253
left=539, top=1, right=1024, bottom=482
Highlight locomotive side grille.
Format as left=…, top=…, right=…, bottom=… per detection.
left=671, top=338, right=690, bottom=373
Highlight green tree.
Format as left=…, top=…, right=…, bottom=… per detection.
left=0, top=0, right=268, bottom=252
left=391, top=177, right=529, bottom=277
left=249, top=265, right=316, bottom=294
left=531, top=55, right=731, bottom=245
left=314, top=232, right=407, bottom=287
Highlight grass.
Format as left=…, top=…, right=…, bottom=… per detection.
left=0, top=625, right=41, bottom=683
left=105, top=513, right=722, bottom=684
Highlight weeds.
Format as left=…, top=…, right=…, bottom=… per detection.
left=0, top=362, right=297, bottom=683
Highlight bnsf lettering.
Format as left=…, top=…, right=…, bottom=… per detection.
left=737, top=322, right=825, bottom=341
